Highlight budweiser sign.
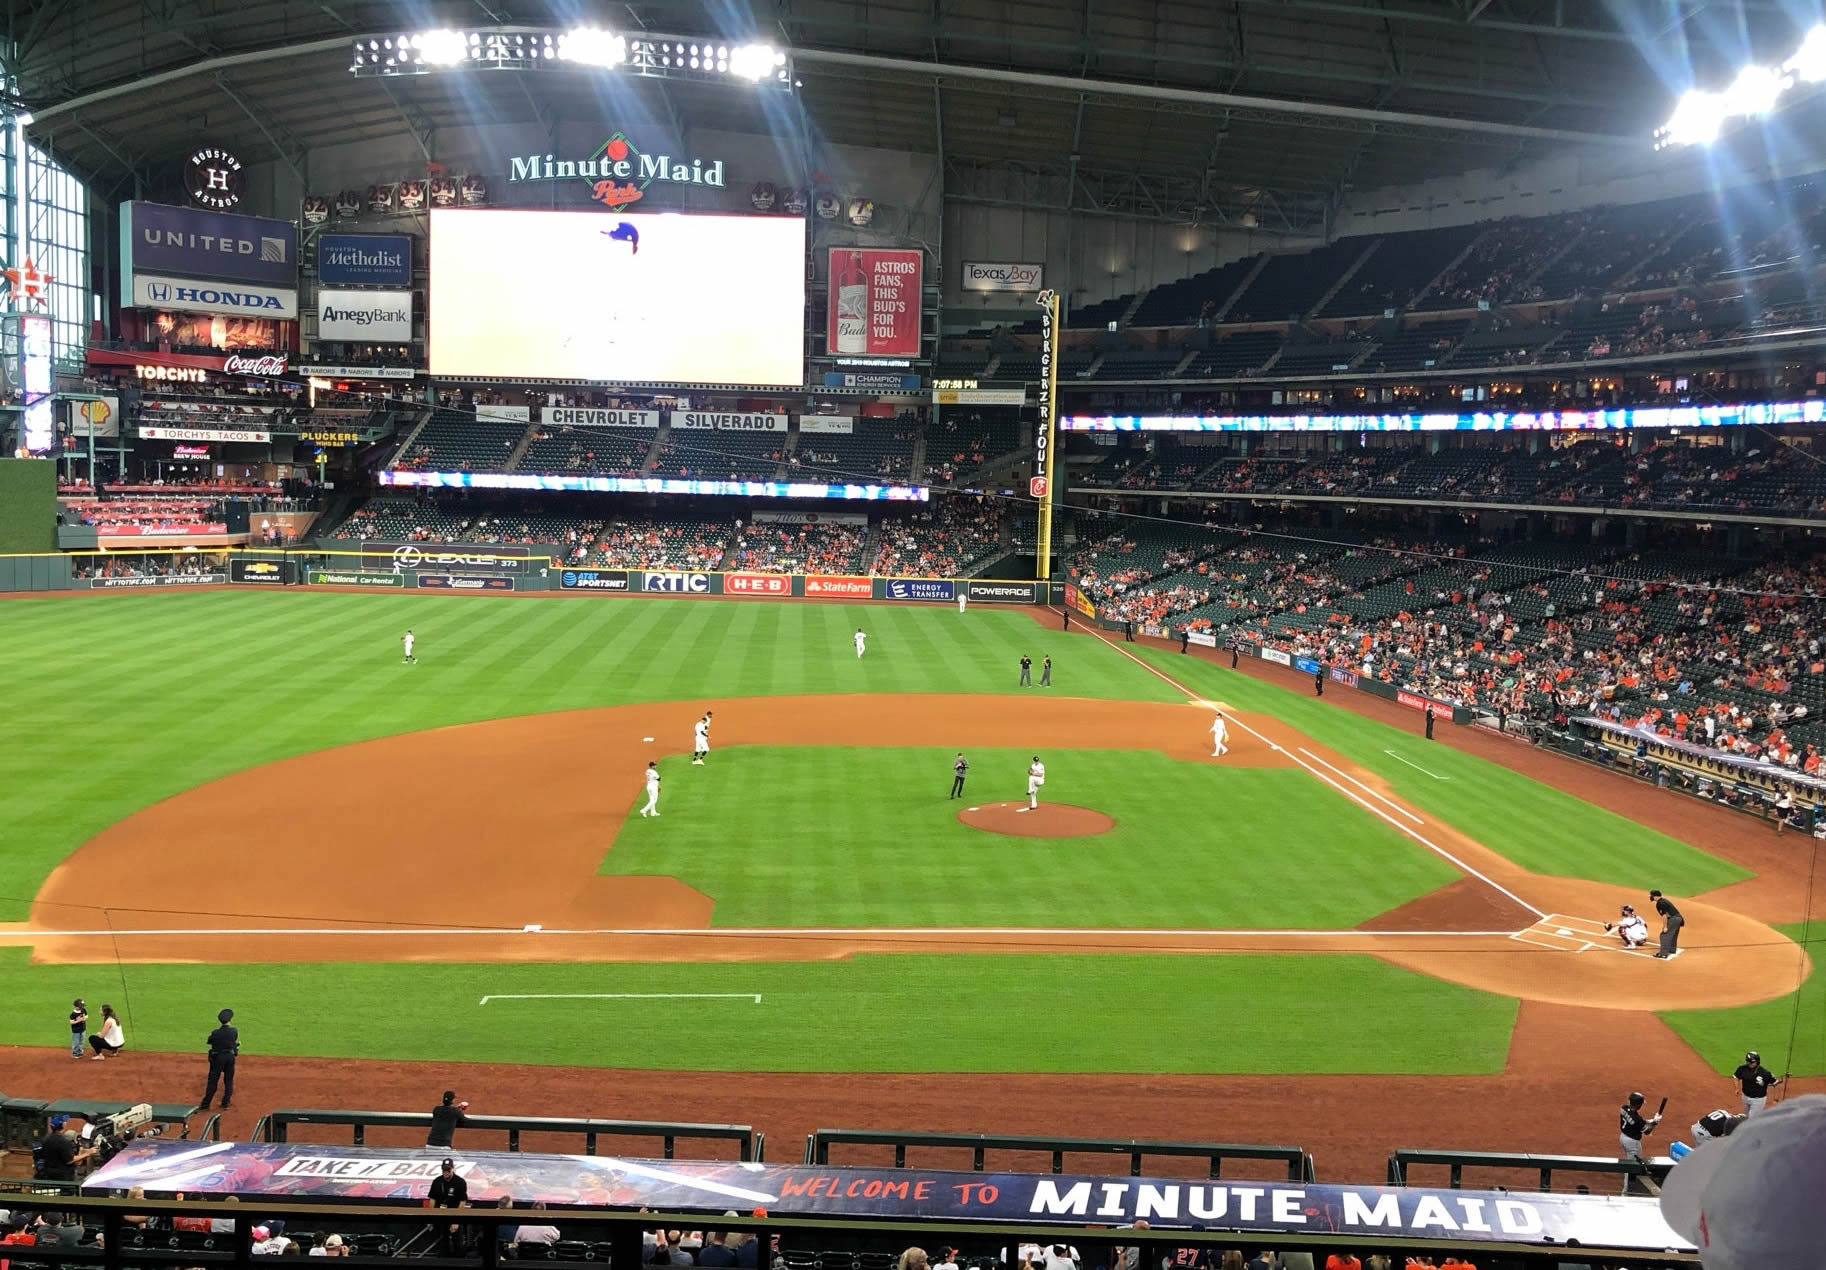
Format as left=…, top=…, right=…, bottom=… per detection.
left=224, top=353, right=289, bottom=376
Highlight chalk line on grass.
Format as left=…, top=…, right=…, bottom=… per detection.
left=1069, top=622, right=1544, bottom=920
left=1297, top=748, right=1424, bottom=825
left=1383, top=750, right=1452, bottom=780
left=479, top=993, right=761, bottom=1005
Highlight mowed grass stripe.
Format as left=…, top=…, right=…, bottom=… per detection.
left=605, top=748, right=1460, bottom=928
left=1129, top=646, right=1748, bottom=895
left=0, top=948, right=1518, bottom=1075
left=1662, top=923, right=1826, bottom=1076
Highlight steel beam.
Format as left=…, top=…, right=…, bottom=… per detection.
left=212, top=73, right=308, bottom=179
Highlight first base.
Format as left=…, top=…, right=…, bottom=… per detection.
left=523, top=924, right=543, bottom=932
left=642, top=736, right=654, bottom=742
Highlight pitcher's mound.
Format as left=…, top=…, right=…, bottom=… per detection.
left=957, top=801, right=1115, bottom=837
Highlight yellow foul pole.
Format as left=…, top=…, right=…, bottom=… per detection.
left=1034, top=288, right=1060, bottom=581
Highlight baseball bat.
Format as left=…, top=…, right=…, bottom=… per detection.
left=1656, top=1097, right=1668, bottom=1118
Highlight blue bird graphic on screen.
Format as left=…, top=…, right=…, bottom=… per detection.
left=602, top=222, right=640, bottom=255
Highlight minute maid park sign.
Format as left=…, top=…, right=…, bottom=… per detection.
left=508, top=131, right=725, bottom=208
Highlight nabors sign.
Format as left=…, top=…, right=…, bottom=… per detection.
left=509, top=132, right=726, bottom=209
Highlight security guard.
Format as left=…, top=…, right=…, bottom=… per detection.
left=200, top=1007, right=239, bottom=1110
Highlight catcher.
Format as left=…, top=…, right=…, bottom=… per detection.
left=1605, top=904, right=1650, bottom=949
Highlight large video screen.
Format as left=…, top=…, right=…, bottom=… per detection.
left=429, top=209, right=805, bottom=386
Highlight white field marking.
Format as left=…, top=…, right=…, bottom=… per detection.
left=479, top=993, right=761, bottom=1005
left=0, top=924, right=1525, bottom=939
left=1510, top=929, right=1581, bottom=952
left=1382, top=749, right=1452, bottom=780
left=1297, top=748, right=1423, bottom=825
left=1548, top=914, right=1615, bottom=934
left=1072, top=623, right=1545, bottom=920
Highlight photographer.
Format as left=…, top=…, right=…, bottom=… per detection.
left=34, top=1118, right=95, bottom=1184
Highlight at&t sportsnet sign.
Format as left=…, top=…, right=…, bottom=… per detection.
left=560, top=570, right=631, bottom=591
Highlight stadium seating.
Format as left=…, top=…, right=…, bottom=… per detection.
left=789, top=417, right=918, bottom=482
left=872, top=496, right=1004, bottom=577
left=396, top=409, right=526, bottom=472
left=652, top=430, right=785, bottom=481
left=584, top=516, right=732, bottom=571
left=1225, top=240, right=1368, bottom=322
left=1317, top=224, right=1482, bottom=318
left=518, top=426, right=654, bottom=476
left=727, top=519, right=870, bottom=574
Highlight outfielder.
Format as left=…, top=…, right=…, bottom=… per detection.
left=1023, top=756, right=1046, bottom=811
left=1210, top=711, right=1230, bottom=757
left=640, top=762, right=661, bottom=817
left=402, top=629, right=417, bottom=664
left=854, top=628, right=867, bottom=658
left=692, top=715, right=709, bottom=765
left=958, top=592, right=967, bottom=614
left=1734, top=1051, right=1784, bottom=1114
left=1605, top=904, right=1650, bottom=949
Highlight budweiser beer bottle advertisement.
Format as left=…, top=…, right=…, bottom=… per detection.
left=833, top=250, right=868, bottom=354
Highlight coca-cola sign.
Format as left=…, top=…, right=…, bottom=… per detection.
left=224, top=353, right=289, bottom=377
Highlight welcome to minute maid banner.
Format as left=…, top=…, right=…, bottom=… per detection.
left=87, top=1140, right=1688, bottom=1255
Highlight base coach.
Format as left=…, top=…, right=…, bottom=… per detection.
left=200, top=1008, right=238, bottom=1110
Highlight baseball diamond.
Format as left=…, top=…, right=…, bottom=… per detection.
left=1, top=588, right=1820, bottom=1187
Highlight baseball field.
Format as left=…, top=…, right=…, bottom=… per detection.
left=2, top=587, right=1821, bottom=1178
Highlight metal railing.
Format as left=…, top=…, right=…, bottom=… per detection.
left=1387, top=1148, right=1675, bottom=1193
left=259, top=1109, right=762, bottom=1161
left=805, top=1130, right=1314, bottom=1182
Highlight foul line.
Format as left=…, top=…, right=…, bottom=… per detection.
left=479, top=993, right=761, bottom=1005
left=1297, top=748, right=1423, bottom=825
left=1383, top=750, right=1452, bottom=780
left=1068, top=618, right=1545, bottom=920
left=0, top=924, right=1520, bottom=938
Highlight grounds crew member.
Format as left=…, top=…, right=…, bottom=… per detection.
left=200, top=1008, right=238, bottom=1110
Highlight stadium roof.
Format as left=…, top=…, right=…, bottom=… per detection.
left=8, top=0, right=1815, bottom=236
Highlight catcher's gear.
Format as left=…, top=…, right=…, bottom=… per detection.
left=1605, top=922, right=1614, bottom=932
left=1622, top=904, right=1636, bottom=915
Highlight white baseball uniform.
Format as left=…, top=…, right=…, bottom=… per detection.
left=958, top=593, right=967, bottom=614
left=854, top=631, right=867, bottom=657
left=641, top=768, right=661, bottom=817
left=1026, top=760, right=1046, bottom=808
left=402, top=632, right=415, bottom=661
left=1617, top=914, right=1648, bottom=947
left=1210, top=716, right=1229, bottom=756
left=692, top=719, right=709, bottom=763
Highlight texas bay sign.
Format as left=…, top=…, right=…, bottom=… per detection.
left=508, top=130, right=725, bottom=208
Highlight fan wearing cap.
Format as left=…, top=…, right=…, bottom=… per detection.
left=1660, top=1093, right=1826, bottom=1268
left=428, top=1158, right=469, bottom=1257
left=1618, top=1091, right=1661, bottom=1170
left=1733, top=1050, right=1784, bottom=1115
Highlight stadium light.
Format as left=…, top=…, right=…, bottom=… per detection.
left=349, top=26, right=792, bottom=89
left=1654, top=23, right=1825, bottom=147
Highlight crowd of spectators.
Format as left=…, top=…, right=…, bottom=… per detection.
left=63, top=498, right=225, bottom=533
left=585, top=518, right=730, bottom=571
left=872, top=498, right=1003, bottom=577
left=729, top=519, right=869, bottom=574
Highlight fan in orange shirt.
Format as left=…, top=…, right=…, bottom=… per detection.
left=1439, top=1257, right=1476, bottom=1270
left=1322, top=1256, right=1361, bottom=1270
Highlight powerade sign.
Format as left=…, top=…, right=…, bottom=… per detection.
left=122, top=202, right=297, bottom=287
left=885, top=578, right=954, bottom=601
left=560, top=570, right=631, bottom=591
left=642, top=572, right=713, bottom=593
left=317, top=233, right=412, bottom=286
left=965, top=580, right=1039, bottom=603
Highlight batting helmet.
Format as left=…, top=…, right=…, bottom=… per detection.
left=1747, top=1050, right=1761, bottom=1064
left=1621, top=904, right=1635, bottom=915
left=1628, top=1092, right=1646, bottom=1107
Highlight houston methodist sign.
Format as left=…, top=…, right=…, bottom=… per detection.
left=509, top=131, right=725, bottom=208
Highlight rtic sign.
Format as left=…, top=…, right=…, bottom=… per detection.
left=224, top=354, right=288, bottom=376
left=642, top=572, right=711, bottom=592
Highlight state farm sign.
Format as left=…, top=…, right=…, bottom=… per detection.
left=725, top=573, right=790, bottom=595
left=805, top=575, right=873, bottom=597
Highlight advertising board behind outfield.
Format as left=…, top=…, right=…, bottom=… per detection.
left=90, top=573, right=224, bottom=589
left=884, top=578, right=954, bottom=601
left=725, top=573, right=790, bottom=595
left=361, top=541, right=529, bottom=573
left=310, top=570, right=403, bottom=587
left=965, top=580, right=1039, bottom=603
left=804, top=574, right=873, bottom=597
left=230, top=559, right=292, bottom=584
left=418, top=574, right=515, bottom=591
left=559, top=570, right=631, bottom=591
left=641, top=571, right=717, bottom=593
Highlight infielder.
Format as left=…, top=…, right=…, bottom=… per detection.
left=402, top=629, right=417, bottom=664
left=1604, top=904, right=1649, bottom=949
left=1023, top=756, right=1046, bottom=810
left=854, top=628, right=867, bottom=658
left=1210, top=711, right=1229, bottom=757
left=692, top=715, right=709, bottom=765
left=640, top=762, right=661, bottom=817
left=1734, top=1051, right=1783, bottom=1114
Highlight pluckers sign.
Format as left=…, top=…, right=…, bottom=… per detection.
left=508, top=131, right=726, bottom=209
left=827, top=249, right=921, bottom=358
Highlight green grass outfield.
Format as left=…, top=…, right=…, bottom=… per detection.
left=0, top=589, right=1771, bottom=1074
left=608, top=747, right=1458, bottom=928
